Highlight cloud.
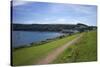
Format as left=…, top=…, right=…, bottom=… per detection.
left=37, top=18, right=77, bottom=24
left=44, top=18, right=50, bottom=21
left=14, top=17, right=91, bottom=25
left=68, top=4, right=96, bottom=15
left=14, top=20, right=36, bottom=24
left=12, top=0, right=29, bottom=6
left=48, top=4, right=66, bottom=13
left=12, top=1, right=97, bottom=26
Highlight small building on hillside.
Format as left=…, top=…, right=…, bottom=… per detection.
left=61, top=29, right=79, bottom=33
left=61, top=23, right=89, bottom=33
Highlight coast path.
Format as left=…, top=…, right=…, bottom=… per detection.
left=36, top=34, right=83, bottom=64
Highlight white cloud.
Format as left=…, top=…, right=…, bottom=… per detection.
left=38, top=18, right=77, bottom=24
left=13, top=0, right=29, bottom=6
left=44, top=18, right=50, bottom=21
left=68, top=5, right=95, bottom=15
left=48, top=4, right=66, bottom=13
left=57, top=18, right=66, bottom=22
left=14, top=18, right=88, bottom=25
left=14, top=21, right=36, bottom=24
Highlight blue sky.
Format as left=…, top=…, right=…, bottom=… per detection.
left=12, top=1, right=97, bottom=26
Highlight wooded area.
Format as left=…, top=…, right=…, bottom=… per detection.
left=12, top=23, right=97, bottom=33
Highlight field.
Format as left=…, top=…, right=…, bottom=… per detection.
left=53, top=31, right=97, bottom=63
left=12, top=33, right=79, bottom=66
left=12, top=30, right=97, bottom=66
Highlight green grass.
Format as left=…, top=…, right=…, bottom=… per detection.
left=53, top=30, right=97, bottom=63
left=12, top=33, right=80, bottom=66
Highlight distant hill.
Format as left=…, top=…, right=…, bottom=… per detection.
left=12, top=23, right=97, bottom=33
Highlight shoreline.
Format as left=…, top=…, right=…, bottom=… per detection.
left=13, top=33, right=68, bottom=50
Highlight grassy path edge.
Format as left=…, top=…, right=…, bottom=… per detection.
left=36, top=34, right=83, bottom=64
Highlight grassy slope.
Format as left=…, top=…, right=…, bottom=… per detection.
left=13, top=33, right=80, bottom=66
left=53, top=31, right=97, bottom=63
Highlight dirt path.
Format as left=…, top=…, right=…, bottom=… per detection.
left=36, top=34, right=83, bottom=64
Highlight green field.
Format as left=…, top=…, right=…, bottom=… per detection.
left=53, top=31, right=97, bottom=63
left=12, top=30, right=97, bottom=66
left=12, top=33, right=79, bottom=66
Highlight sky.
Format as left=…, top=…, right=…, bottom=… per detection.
left=12, top=1, right=97, bottom=26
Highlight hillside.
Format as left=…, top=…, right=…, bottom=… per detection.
left=12, top=23, right=96, bottom=33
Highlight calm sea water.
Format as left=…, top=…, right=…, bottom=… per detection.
left=12, top=31, right=64, bottom=48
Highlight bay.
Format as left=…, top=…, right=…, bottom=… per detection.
left=12, top=31, right=64, bottom=48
